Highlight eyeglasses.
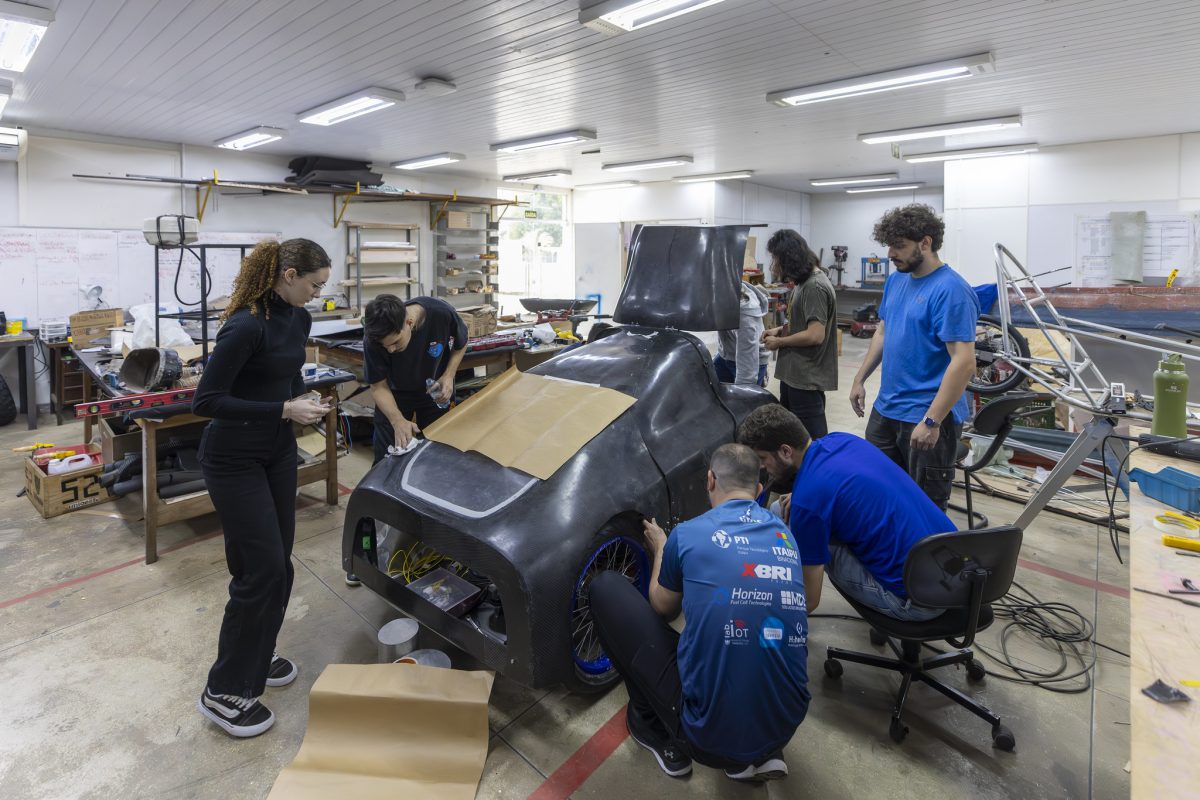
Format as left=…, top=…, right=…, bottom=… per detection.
left=306, top=277, right=326, bottom=292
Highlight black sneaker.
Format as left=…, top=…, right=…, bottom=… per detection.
left=198, top=688, right=275, bottom=738
left=345, top=572, right=362, bottom=587
left=725, top=753, right=788, bottom=782
left=627, top=712, right=692, bottom=777
left=265, top=653, right=297, bottom=687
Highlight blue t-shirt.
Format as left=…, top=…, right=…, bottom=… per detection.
left=658, top=499, right=810, bottom=763
left=788, top=433, right=956, bottom=597
left=875, top=265, right=980, bottom=424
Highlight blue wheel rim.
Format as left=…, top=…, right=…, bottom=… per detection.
left=570, top=535, right=650, bottom=676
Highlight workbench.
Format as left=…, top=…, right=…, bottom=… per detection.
left=1128, top=447, right=1200, bottom=798
left=74, top=347, right=354, bottom=564
left=0, top=333, right=40, bottom=430
left=310, top=330, right=569, bottom=378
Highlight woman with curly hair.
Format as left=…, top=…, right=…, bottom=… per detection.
left=193, top=238, right=332, bottom=738
left=762, top=229, right=838, bottom=438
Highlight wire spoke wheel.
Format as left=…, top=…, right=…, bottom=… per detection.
left=569, top=534, right=650, bottom=687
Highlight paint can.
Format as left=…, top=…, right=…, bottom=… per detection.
left=394, top=648, right=452, bottom=669
left=377, top=617, right=419, bottom=663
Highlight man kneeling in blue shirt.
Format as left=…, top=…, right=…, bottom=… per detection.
left=589, top=443, right=810, bottom=783
left=738, top=404, right=953, bottom=621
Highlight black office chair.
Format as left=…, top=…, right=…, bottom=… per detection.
left=823, top=524, right=1023, bottom=751
left=952, top=391, right=1047, bottom=529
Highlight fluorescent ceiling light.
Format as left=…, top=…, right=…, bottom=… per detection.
left=490, top=128, right=596, bottom=152
left=0, top=1, right=53, bottom=73
left=675, top=170, right=753, bottom=183
left=575, top=180, right=640, bottom=191
left=502, top=169, right=572, bottom=183
left=810, top=173, right=898, bottom=186
left=298, top=87, right=404, bottom=126
left=0, top=77, right=11, bottom=119
left=412, top=77, right=457, bottom=97
left=904, top=143, right=1039, bottom=163
left=846, top=183, right=925, bottom=194
left=391, top=152, right=465, bottom=170
left=580, top=0, right=727, bottom=34
left=603, top=155, right=693, bottom=172
left=767, top=52, right=994, bottom=107
left=215, top=126, right=287, bottom=151
left=859, top=115, right=1021, bottom=144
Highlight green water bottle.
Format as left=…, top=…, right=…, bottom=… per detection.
left=1152, top=353, right=1190, bottom=437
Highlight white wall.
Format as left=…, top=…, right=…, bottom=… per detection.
left=808, top=188, right=945, bottom=286
left=942, top=133, right=1200, bottom=285
left=713, top=181, right=809, bottom=267
left=573, top=181, right=716, bottom=225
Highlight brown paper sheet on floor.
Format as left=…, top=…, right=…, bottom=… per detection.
left=267, top=664, right=495, bottom=800
left=424, top=367, right=636, bottom=480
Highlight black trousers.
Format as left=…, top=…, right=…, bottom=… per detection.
left=589, top=571, right=749, bottom=771
left=200, top=418, right=298, bottom=698
left=779, top=383, right=828, bottom=439
left=372, top=391, right=449, bottom=463
left=864, top=408, right=960, bottom=510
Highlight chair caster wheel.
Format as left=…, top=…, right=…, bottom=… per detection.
left=869, top=628, right=888, bottom=646
left=823, top=659, right=843, bottom=679
left=889, top=717, right=908, bottom=744
left=992, top=724, right=1015, bottom=751
left=966, top=658, right=987, bottom=683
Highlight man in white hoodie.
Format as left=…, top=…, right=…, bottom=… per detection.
left=715, top=281, right=770, bottom=387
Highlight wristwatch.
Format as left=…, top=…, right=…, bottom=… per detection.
left=923, top=416, right=937, bottom=428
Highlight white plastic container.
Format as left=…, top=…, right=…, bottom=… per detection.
left=47, top=454, right=92, bottom=475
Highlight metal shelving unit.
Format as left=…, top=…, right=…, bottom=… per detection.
left=432, top=203, right=500, bottom=309
left=344, top=222, right=422, bottom=313
left=154, top=243, right=253, bottom=361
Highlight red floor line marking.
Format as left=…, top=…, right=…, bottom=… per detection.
left=0, top=530, right=223, bottom=611
left=1018, top=557, right=1128, bottom=599
left=338, top=483, right=353, bottom=496
left=528, top=703, right=629, bottom=800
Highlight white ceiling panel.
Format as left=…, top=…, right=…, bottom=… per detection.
left=3, top=0, right=1199, bottom=191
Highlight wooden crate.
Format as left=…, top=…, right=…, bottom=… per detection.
left=25, top=444, right=112, bottom=518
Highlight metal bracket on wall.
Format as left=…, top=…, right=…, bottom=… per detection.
left=333, top=182, right=361, bottom=227
left=431, top=191, right=459, bottom=228
left=194, top=172, right=216, bottom=222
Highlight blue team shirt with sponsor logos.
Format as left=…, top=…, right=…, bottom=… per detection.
left=658, top=499, right=810, bottom=763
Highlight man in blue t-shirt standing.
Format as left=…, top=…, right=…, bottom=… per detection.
left=848, top=204, right=979, bottom=510
left=739, top=404, right=953, bottom=621
left=589, top=443, right=809, bottom=783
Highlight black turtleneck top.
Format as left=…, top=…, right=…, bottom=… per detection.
left=192, top=292, right=311, bottom=421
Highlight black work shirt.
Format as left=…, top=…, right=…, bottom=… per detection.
left=363, top=297, right=468, bottom=394
left=193, top=293, right=310, bottom=421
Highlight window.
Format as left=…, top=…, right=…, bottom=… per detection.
left=495, top=188, right=573, bottom=314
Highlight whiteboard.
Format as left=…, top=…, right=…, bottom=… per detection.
left=1074, top=213, right=1198, bottom=286
left=0, top=227, right=278, bottom=326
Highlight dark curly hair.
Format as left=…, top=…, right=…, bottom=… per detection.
left=766, top=229, right=820, bottom=284
left=872, top=203, right=944, bottom=252
left=737, top=404, right=811, bottom=453
left=224, top=238, right=330, bottom=319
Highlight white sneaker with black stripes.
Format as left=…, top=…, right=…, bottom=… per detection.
left=265, top=653, right=298, bottom=687
left=198, top=688, right=275, bottom=738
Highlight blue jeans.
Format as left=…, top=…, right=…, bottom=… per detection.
left=713, top=355, right=767, bottom=387
left=827, top=542, right=943, bottom=622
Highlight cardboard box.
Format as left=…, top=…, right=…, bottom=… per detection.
left=25, top=444, right=112, bottom=518
left=457, top=305, right=497, bottom=339
left=100, top=416, right=141, bottom=464
left=70, top=308, right=125, bottom=350
left=447, top=211, right=473, bottom=229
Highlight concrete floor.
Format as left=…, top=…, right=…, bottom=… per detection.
left=0, top=336, right=1130, bottom=800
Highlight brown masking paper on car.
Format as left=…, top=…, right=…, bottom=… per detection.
left=267, top=664, right=495, bottom=800
left=424, top=368, right=636, bottom=480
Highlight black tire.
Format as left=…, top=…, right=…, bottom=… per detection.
left=0, top=374, right=16, bottom=426
left=823, top=659, right=843, bottom=679
left=969, top=315, right=1031, bottom=396
left=889, top=717, right=909, bottom=744
left=992, top=724, right=1016, bottom=752
left=564, top=515, right=652, bottom=694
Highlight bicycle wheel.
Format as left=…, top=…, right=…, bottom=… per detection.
left=969, top=315, right=1030, bottom=395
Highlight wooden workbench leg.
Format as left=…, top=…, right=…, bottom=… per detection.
left=142, top=422, right=159, bottom=564
left=324, top=392, right=338, bottom=505
left=81, top=369, right=94, bottom=442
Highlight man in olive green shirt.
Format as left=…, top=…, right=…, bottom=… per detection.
left=763, top=229, right=838, bottom=438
